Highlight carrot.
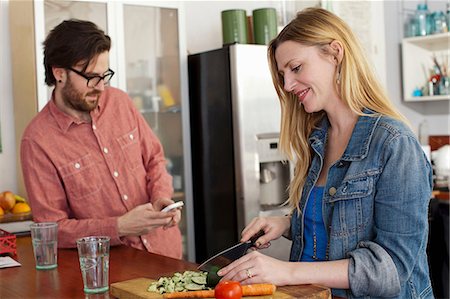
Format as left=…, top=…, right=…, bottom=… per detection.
left=242, top=283, right=277, bottom=296
left=162, top=283, right=276, bottom=298
left=163, top=290, right=214, bottom=298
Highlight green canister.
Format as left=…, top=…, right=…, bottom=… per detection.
left=253, top=8, right=277, bottom=45
left=221, top=9, right=248, bottom=45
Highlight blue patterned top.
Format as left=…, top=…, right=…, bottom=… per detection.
left=300, top=186, right=327, bottom=261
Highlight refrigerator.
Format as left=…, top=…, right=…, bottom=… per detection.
left=188, top=44, right=292, bottom=263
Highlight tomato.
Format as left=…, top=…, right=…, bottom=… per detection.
left=214, top=281, right=242, bottom=299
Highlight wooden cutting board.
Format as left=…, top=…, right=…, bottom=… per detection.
left=111, top=278, right=331, bottom=299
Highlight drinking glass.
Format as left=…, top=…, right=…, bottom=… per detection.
left=30, top=222, right=58, bottom=270
left=76, top=236, right=110, bottom=294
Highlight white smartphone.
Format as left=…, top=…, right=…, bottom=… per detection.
left=161, top=201, right=184, bottom=212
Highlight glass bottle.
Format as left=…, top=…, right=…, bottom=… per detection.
left=406, top=15, right=419, bottom=37
left=433, top=11, right=448, bottom=34
left=447, top=2, right=450, bottom=31
left=415, top=3, right=429, bottom=36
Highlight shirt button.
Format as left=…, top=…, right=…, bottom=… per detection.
left=143, top=239, right=148, bottom=244
left=129, top=134, right=134, bottom=140
left=113, top=171, right=119, bottom=178
left=122, top=194, right=128, bottom=201
left=329, top=187, right=337, bottom=196
left=103, top=147, right=109, bottom=154
left=74, top=163, right=81, bottom=169
left=92, top=124, right=97, bottom=130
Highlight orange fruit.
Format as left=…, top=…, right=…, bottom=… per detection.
left=0, top=191, right=15, bottom=211
left=11, top=202, right=31, bottom=214
left=0, top=206, right=4, bottom=216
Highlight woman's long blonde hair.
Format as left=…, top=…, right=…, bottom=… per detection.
left=268, top=7, right=407, bottom=209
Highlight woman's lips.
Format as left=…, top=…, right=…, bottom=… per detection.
left=295, top=87, right=310, bottom=103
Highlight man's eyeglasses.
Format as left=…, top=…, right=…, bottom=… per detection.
left=68, top=67, right=115, bottom=88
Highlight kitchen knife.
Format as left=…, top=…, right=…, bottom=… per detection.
left=197, top=230, right=265, bottom=273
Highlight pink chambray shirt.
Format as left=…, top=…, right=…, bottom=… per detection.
left=20, top=86, right=182, bottom=259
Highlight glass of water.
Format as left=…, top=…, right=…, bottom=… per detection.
left=76, top=236, right=110, bottom=294
left=30, top=222, right=58, bottom=270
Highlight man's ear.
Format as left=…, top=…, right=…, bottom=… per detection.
left=52, top=67, right=66, bottom=82
left=329, top=40, right=344, bottom=65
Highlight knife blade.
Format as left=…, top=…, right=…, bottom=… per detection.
left=197, top=230, right=265, bottom=273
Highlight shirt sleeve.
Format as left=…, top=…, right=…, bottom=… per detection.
left=347, top=134, right=433, bottom=297
left=21, top=138, right=123, bottom=248
left=130, top=100, right=174, bottom=202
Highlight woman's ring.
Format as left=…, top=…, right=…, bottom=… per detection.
left=246, top=268, right=253, bottom=279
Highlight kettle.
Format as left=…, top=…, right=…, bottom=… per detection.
left=431, top=144, right=450, bottom=178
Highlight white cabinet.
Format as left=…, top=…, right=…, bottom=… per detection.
left=401, top=32, right=450, bottom=102
left=10, top=0, right=194, bottom=261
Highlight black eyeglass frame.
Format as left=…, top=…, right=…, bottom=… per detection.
left=67, top=67, right=115, bottom=88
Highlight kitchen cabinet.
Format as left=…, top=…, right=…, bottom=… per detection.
left=9, top=0, right=194, bottom=261
left=401, top=32, right=450, bottom=102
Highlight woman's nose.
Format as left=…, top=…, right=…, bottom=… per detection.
left=283, top=75, right=296, bottom=92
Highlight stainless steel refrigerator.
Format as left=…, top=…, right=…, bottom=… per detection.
left=188, top=44, right=292, bottom=263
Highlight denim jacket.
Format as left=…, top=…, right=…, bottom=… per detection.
left=289, top=111, right=434, bottom=298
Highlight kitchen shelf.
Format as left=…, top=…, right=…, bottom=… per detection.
left=401, top=32, right=450, bottom=102
left=405, top=95, right=450, bottom=102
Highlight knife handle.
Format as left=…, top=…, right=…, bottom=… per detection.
left=249, top=230, right=265, bottom=245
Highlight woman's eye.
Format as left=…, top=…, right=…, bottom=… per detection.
left=291, top=65, right=302, bottom=73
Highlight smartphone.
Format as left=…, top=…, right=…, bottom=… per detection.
left=161, top=201, right=184, bottom=212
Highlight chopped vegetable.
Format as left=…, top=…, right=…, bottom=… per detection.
left=147, top=271, right=210, bottom=294
left=241, top=284, right=277, bottom=296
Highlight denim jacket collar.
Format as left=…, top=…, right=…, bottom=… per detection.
left=309, top=109, right=381, bottom=162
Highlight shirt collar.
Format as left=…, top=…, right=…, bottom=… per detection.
left=309, top=108, right=381, bottom=161
left=48, top=90, right=104, bottom=133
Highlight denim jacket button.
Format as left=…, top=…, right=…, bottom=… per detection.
left=329, top=187, right=337, bottom=196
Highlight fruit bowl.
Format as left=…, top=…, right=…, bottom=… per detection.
left=0, top=191, right=32, bottom=223
left=0, top=211, right=32, bottom=223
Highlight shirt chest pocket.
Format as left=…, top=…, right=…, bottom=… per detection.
left=326, top=176, right=375, bottom=238
left=116, top=127, right=142, bottom=170
left=58, top=154, right=102, bottom=200
left=330, top=176, right=374, bottom=201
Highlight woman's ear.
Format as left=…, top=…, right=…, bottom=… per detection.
left=329, top=40, right=344, bottom=65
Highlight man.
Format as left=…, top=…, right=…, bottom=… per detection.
left=21, top=19, right=182, bottom=259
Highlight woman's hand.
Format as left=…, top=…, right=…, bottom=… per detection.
left=217, top=250, right=293, bottom=285
left=241, top=215, right=291, bottom=248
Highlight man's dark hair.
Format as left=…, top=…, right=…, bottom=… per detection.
left=43, top=19, right=111, bottom=86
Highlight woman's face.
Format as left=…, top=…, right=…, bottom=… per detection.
left=275, top=40, right=340, bottom=113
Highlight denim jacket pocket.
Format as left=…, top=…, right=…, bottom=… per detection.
left=326, top=175, right=376, bottom=243
left=58, top=154, right=102, bottom=199
left=328, top=176, right=374, bottom=203
left=116, top=127, right=142, bottom=170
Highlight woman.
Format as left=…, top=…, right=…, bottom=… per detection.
left=218, top=7, right=433, bottom=298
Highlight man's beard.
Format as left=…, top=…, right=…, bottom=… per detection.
left=61, top=78, right=101, bottom=112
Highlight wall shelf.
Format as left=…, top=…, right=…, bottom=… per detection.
left=405, top=95, right=450, bottom=102
left=401, top=32, right=450, bottom=102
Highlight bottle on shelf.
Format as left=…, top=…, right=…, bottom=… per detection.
left=415, top=3, right=430, bottom=36
left=406, top=15, right=419, bottom=37
left=447, top=2, right=450, bottom=31
left=432, top=11, right=448, bottom=34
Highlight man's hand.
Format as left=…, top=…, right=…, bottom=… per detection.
left=117, top=203, right=177, bottom=236
left=153, top=198, right=182, bottom=229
